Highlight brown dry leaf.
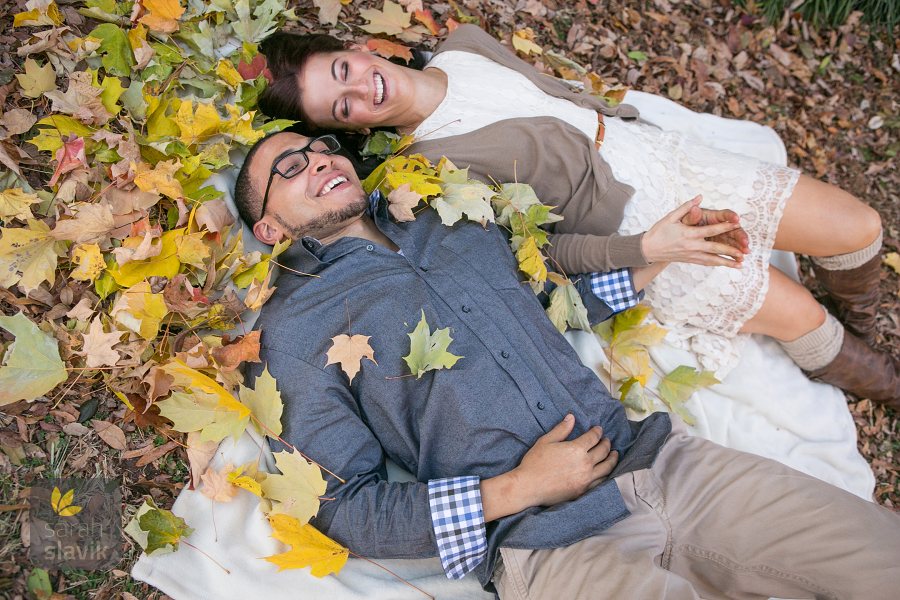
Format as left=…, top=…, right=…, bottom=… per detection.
left=200, top=464, right=238, bottom=502
left=92, top=420, right=127, bottom=450
left=51, top=202, right=116, bottom=244
left=1, top=109, right=38, bottom=136
left=133, top=439, right=178, bottom=467
left=143, top=366, right=174, bottom=402
left=44, top=71, right=112, bottom=126
left=195, top=199, right=235, bottom=233
left=387, top=183, right=422, bottom=222
left=81, top=317, right=123, bottom=368
left=211, top=330, right=261, bottom=372
left=312, top=0, right=343, bottom=26
left=325, top=334, right=377, bottom=383
left=186, top=431, right=218, bottom=490
left=111, top=231, right=162, bottom=265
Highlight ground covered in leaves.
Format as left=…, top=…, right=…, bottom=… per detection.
left=0, top=0, right=897, bottom=598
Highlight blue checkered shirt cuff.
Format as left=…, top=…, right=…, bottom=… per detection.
left=589, top=268, right=643, bottom=314
left=428, top=476, right=487, bottom=579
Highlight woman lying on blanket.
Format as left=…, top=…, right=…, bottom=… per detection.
left=254, top=24, right=898, bottom=406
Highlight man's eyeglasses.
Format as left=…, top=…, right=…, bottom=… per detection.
left=257, top=134, right=342, bottom=222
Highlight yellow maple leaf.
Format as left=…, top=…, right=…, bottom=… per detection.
left=175, top=231, right=211, bottom=268
left=265, top=514, right=349, bottom=576
left=133, top=159, right=184, bottom=199
left=215, top=59, right=244, bottom=88
left=260, top=449, right=326, bottom=525
left=70, top=242, right=105, bottom=282
left=0, top=219, right=63, bottom=294
left=176, top=100, right=221, bottom=146
left=13, top=0, right=64, bottom=27
left=107, top=227, right=182, bottom=287
left=325, top=334, right=377, bottom=383
left=227, top=462, right=264, bottom=497
left=110, top=280, right=169, bottom=340
left=15, top=58, right=56, bottom=99
left=139, top=0, right=185, bottom=33
left=221, top=105, right=264, bottom=145
left=884, top=252, right=900, bottom=275
left=359, top=0, right=411, bottom=36
left=161, top=358, right=251, bottom=419
left=145, top=94, right=180, bottom=141
left=0, top=188, right=41, bottom=222
left=516, top=236, right=547, bottom=283
left=29, top=115, right=94, bottom=154
left=512, top=28, right=543, bottom=56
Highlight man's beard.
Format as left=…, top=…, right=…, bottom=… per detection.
left=275, top=194, right=370, bottom=241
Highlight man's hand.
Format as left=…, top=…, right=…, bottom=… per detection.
left=681, top=197, right=750, bottom=256
left=513, top=414, right=619, bottom=508
left=641, top=196, right=747, bottom=267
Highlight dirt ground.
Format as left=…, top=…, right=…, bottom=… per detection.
left=0, top=0, right=897, bottom=598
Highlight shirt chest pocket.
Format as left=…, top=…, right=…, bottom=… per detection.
left=438, top=225, right=523, bottom=291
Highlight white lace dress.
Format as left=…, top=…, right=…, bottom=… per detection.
left=414, top=51, right=801, bottom=375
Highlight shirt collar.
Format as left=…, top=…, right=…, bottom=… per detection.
left=276, top=190, right=387, bottom=275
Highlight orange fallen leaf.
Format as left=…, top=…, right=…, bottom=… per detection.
left=365, top=39, right=413, bottom=62
left=325, top=334, right=377, bottom=383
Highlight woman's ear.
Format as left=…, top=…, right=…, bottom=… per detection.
left=347, top=42, right=368, bottom=53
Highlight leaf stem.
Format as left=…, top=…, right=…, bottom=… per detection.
left=181, top=539, right=231, bottom=574
left=347, top=551, right=434, bottom=599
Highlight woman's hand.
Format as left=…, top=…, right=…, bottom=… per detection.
left=511, top=414, right=619, bottom=508
left=641, top=196, right=747, bottom=267
left=681, top=202, right=750, bottom=255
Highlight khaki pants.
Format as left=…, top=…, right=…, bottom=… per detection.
left=494, top=422, right=900, bottom=600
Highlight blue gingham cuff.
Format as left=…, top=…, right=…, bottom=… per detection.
left=428, top=476, right=487, bottom=579
left=589, top=268, right=644, bottom=314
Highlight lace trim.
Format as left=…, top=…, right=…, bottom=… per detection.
left=601, top=118, right=800, bottom=376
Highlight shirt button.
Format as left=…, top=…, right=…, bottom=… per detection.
left=366, top=244, right=374, bottom=251
left=461, top=305, right=471, bottom=313
left=420, top=265, right=429, bottom=272
left=501, top=350, right=510, bottom=359
left=536, top=402, right=545, bottom=410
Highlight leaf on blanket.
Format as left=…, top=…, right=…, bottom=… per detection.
left=126, top=498, right=194, bottom=555
left=186, top=431, right=218, bottom=490
left=228, top=460, right=265, bottom=497
left=260, top=449, right=326, bottom=524
left=238, top=365, right=283, bottom=437
left=402, top=310, right=462, bottom=378
left=200, top=464, right=239, bottom=503
left=325, top=334, right=377, bottom=383
left=657, top=366, right=720, bottom=426
left=264, top=513, right=349, bottom=576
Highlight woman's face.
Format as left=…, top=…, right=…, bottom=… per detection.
left=296, top=50, right=417, bottom=131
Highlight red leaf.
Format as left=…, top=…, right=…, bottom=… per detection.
left=238, top=53, right=272, bottom=83
left=49, top=135, right=86, bottom=186
left=365, top=38, right=413, bottom=62
left=414, top=9, right=440, bottom=35
left=445, top=17, right=460, bottom=33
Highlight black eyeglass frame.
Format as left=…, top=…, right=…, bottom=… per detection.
left=257, top=134, right=342, bottom=223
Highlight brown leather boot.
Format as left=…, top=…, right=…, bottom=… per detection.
left=807, top=330, right=900, bottom=409
left=812, top=255, right=882, bottom=345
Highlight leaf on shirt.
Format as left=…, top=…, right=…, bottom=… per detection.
left=403, top=310, right=462, bottom=378
left=260, top=449, right=327, bottom=525
left=657, top=366, right=719, bottom=426
left=516, top=236, right=547, bottom=284
left=433, top=181, right=496, bottom=227
left=264, top=513, right=349, bottom=576
left=325, top=334, right=377, bottom=383
left=387, top=183, right=422, bottom=222
left=545, top=280, right=591, bottom=334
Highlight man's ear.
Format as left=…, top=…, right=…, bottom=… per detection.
left=252, top=218, right=285, bottom=246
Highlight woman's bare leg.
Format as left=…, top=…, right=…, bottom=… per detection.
left=774, top=174, right=881, bottom=256
left=739, top=266, right=825, bottom=341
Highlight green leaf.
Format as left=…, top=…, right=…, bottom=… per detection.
left=138, top=502, right=194, bottom=554
left=239, top=365, right=283, bottom=437
left=260, top=449, right=327, bottom=524
left=90, top=24, right=135, bottom=77
left=545, top=281, right=591, bottom=334
left=402, top=310, right=462, bottom=378
left=657, top=366, right=720, bottom=426
left=26, top=568, right=53, bottom=600
left=0, top=312, right=67, bottom=406
left=156, top=390, right=250, bottom=442
left=628, top=50, right=648, bottom=61
left=432, top=181, right=496, bottom=227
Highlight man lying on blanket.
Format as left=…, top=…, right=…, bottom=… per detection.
left=235, top=130, right=900, bottom=599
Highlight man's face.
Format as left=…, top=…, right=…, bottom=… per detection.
left=250, top=132, right=368, bottom=243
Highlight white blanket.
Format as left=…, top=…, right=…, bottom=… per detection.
left=132, top=91, right=875, bottom=599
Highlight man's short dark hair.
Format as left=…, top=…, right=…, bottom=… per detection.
left=233, top=130, right=286, bottom=227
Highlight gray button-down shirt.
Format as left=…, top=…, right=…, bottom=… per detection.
left=248, top=194, right=671, bottom=587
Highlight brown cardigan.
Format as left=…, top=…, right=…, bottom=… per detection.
left=407, top=25, right=650, bottom=272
